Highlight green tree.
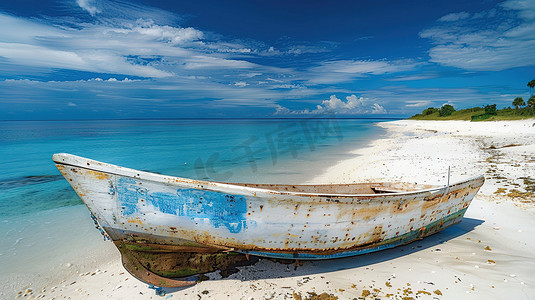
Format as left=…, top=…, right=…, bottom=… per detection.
left=528, top=96, right=535, bottom=114
left=439, top=104, right=455, bottom=117
left=513, top=97, right=525, bottom=110
left=513, top=97, right=526, bottom=114
left=422, top=107, right=438, bottom=115
left=528, top=79, right=535, bottom=97
left=484, top=104, right=497, bottom=115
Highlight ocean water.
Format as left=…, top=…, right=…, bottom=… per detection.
left=0, top=118, right=391, bottom=295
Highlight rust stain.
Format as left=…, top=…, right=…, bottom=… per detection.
left=85, top=169, right=110, bottom=180
left=127, top=218, right=144, bottom=225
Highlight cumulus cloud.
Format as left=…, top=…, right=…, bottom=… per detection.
left=317, top=94, right=365, bottom=113
left=420, top=0, right=535, bottom=71
left=371, top=103, right=386, bottom=114
left=274, top=94, right=387, bottom=115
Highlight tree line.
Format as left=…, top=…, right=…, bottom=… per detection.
left=411, top=79, right=535, bottom=120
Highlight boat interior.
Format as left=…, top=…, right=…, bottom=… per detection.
left=231, top=182, right=440, bottom=195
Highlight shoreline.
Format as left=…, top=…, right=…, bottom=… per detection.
left=7, top=120, right=535, bottom=299
left=309, top=120, right=535, bottom=199
left=2, top=119, right=387, bottom=300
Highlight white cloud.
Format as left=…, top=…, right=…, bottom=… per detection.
left=257, top=42, right=335, bottom=57
left=73, top=0, right=179, bottom=24
left=183, top=55, right=255, bottom=69
left=77, top=0, right=101, bottom=16
left=405, top=100, right=432, bottom=107
left=438, top=12, right=470, bottom=22
left=128, top=19, right=204, bottom=45
left=0, top=42, right=172, bottom=78
left=274, top=94, right=386, bottom=115
left=234, top=81, right=247, bottom=87
left=67, top=102, right=77, bottom=106
left=420, top=0, right=535, bottom=71
left=308, top=59, right=419, bottom=84
left=287, top=45, right=329, bottom=55
left=501, top=0, right=535, bottom=20
left=201, top=41, right=253, bottom=54
left=318, top=94, right=365, bottom=112
left=371, top=103, right=386, bottom=114
left=0, top=11, right=264, bottom=79
left=274, top=105, right=292, bottom=115
left=270, top=84, right=303, bottom=89
left=388, top=74, right=436, bottom=81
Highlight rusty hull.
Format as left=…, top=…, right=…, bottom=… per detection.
left=53, top=153, right=484, bottom=286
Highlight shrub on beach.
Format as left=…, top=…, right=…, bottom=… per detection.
left=439, top=104, right=455, bottom=117
left=484, top=104, right=497, bottom=115
left=471, top=104, right=498, bottom=121
left=423, top=107, right=439, bottom=115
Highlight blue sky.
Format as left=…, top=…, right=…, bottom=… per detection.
left=1, top=0, right=534, bottom=120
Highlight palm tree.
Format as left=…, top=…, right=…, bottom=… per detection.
left=528, top=96, right=535, bottom=115
left=528, top=80, right=535, bottom=97
left=513, top=97, right=525, bottom=109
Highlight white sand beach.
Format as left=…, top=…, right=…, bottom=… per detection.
left=10, top=120, right=535, bottom=299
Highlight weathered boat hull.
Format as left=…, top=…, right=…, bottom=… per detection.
left=53, top=153, right=484, bottom=286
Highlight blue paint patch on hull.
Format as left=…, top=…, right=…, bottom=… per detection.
left=117, top=177, right=247, bottom=233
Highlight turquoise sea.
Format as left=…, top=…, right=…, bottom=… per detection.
left=0, top=118, right=393, bottom=296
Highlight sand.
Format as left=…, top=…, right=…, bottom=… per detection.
left=10, top=120, right=535, bottom=299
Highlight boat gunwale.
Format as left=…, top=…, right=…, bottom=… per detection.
left=52, top=153, right=484, bottom=199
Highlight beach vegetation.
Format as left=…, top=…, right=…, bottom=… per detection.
left=513, top=97, right=525, bottom=110
left=528, top=96, right=535, bottom=114
left=292, top=291, right=339, bottom=300
left=410, top=100, right=535, bottom=121
left=471, top=104, right=498, bottom=121
left=494, top=188, right=507, bottom=194
left=506, top=189, right=534, bottom=201
left=484, top=104, right=497, bottom=115
left=520, top=177, right=535, bottom=193
left=528, top=79, right=535, bottom=97
left=438, top=104, right=455, bottom=117
left=410, top=106, right=484, bottom=120
left=410, top=80, right=535, bottom=120
left=422, top=107, right=439, bottom=115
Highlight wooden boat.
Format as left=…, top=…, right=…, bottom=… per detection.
left=53, top=153, right=484, bottom=287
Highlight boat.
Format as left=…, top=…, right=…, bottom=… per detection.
left=53, top=153, right=484, bottom=287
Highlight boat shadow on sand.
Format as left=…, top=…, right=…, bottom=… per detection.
left=160, top=217, right=484, bottom=294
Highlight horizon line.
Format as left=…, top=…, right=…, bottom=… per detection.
left=0, top=116, right=405, bottom=122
